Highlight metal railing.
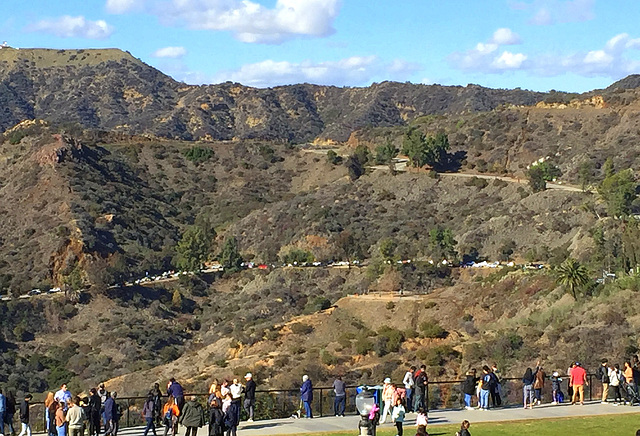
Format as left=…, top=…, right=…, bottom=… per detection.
left=4, top=374, right=609, bottom=432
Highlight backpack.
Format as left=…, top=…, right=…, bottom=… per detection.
left=557, top=391, right=564, bottom=403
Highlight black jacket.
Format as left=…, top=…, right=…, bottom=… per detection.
left=89, top=395, right=101, bottom=417
left=19, top=400, right=29, bottom=423
left=597, top=365, right=610, bottom=383
left=462, top=375, right=477, bottom=395
left=208, top=407, right=224, bottom=436
left=245, top=380, right=256, bottom=401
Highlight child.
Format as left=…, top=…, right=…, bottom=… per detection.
left=391, top=397, right=405, bottom=436
left=415, top=407, right=427, bottom=428
left=456, top=420, right=471, bottom=436
left=415, top=425, right=428, bottom=436
left=551, top=372, right=563, bottom=405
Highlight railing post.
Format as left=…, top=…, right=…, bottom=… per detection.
left=126, top=400, right=130, bottom=428
left=319, top=388, right=323, bottom=417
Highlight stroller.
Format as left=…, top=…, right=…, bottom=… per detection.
left=623, top=381, right=640, bottom=405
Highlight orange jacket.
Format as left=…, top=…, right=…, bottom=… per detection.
left=163, top=403, right=180, bottom=417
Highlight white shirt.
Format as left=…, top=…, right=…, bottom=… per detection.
left=402, top=371, right=414, bottom=389
left=230, top=383, right=243, bottom=399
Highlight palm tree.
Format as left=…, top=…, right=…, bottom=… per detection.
left=556, top=258, right=590, bottom=300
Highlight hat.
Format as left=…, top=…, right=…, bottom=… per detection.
left=245, top=373, right=252, bottom=379
left=552, top=372, right=559, bottom=377
left=575, top=362, right=581, bottom=366
left=384, top=377, right=391, bottom=383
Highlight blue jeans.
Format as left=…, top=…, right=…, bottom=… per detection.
left=0, top=413, right=4, bottom=436
left=57, top=426, right=67, bottom=436
left=479, top=389, right=490, bottom=409
left=405, top=388, right=413, bottom=411
left=303, top=401, right=312, bottom=418
left=143, top=418, right=156, bottom=436
left=524, top=384, right=534, bottom=406
left=334, top=396, right=345, bottom=416
left=464, top=393, right=472, bottom=407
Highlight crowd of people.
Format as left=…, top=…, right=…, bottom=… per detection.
left=0, top=374, right=258, bottom=436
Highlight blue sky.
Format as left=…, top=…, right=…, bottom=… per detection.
left=2, top=0, right=640, bottom=92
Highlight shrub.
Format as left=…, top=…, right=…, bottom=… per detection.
left=385, top=301, right=396, bottom=310
left=304, top=296, right=331, bottom=314
left=420, top=320, right=447, bottom=339
left=320, top=349, right=337, bottom=366
left=290, top=323, right=314, bottom=335
left=355, top=336, right=374, bottom=355
left=416, top=345, right=460, bottom=366
left=183, top=146, right=214, bottom=164
left=377, top=325, right=405, bottom=352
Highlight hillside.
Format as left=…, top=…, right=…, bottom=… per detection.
left=0, top=48, right=549, bottom=143
left=1, top=48, right=640, bottom=402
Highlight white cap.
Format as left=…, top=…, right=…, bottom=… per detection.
left=245, top=373, right=252, bottom=379
left=384, top=377, right=391, bottom=383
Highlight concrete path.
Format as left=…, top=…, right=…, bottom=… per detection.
left=107, top=401, right=640, bottom=436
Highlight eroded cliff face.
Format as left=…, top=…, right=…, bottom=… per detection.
left=535, top=95, right=607, bottom=109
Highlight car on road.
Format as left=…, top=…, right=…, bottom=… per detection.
left=28, top=289, right=42, bottom=296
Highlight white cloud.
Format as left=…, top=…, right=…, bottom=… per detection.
left=28, top=16, right=114, bottom=39
left=448, top=28, right=526, bottom=73
left=492, top=51, right=528, bottom=69
left=208, top=56, right=419, bottom=87
left=510, top=0, right=595, bottom=25
left=451, top=32, right=640, bottom=81
left=106, top=0, right=144, bottom=14
left=153, top=46, right=187, bottom=58
left=150, top=0, right=342, bottom=44
left=491, top=28, right=521, bottom=45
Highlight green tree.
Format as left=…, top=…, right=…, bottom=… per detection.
left=426, top=132, right=450, bottom=168
left=379, top=238, right=398, bottom=263
left=402, top=127, right=428, bottom=167
left=281, top=249, right=314, bottom=265
left=326, top=150, right=342, bottom=165
left=603, top=157, right=615, bottom=179
left=527, top=165, right=547, bottom=192
left=555, top=258, right=590, bottom=300
left=183, top=146, right=214, bottom=164
left=171, top=289, right=183, bottom=310
left=374, top=142, right=398, bottom=165
left=334, top=230, right=362, bottom=265
left=174, top=226, right=210, bottom=271
left=429, top=228, right=457, bottom=261
left=578, top=160, right=594, bottom=192
left=220, top=236, right=243, bottom=273
left=598, top=169, right=637, bottom=217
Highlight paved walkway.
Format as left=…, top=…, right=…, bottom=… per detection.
left=106, top=401, right=640, bottom=436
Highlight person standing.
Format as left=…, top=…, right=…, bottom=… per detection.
left=597, top=358, right=610, bottom=403
left=332, top=376, right=346, bottom=417
left=0, top=388, right=6, bottom=436
left=391, top=397, right=405, bottom=436
left=478, top=366, right=491, bottom=411
left=45, top=392, right=56, bottom=436
left=5, top=390, right=16, bottom=436
left=462, top=370, right=476, bottom=410
left=103, top=393, right=120, bottom=436
left=522, top=368, right=535, bottom=409
left=624, top=360, right=637, bottom=404
left=567, top=363, right=575, bottom=400
left=551, top=372, right=563, bottom=405
left=179, top=396, right=205, bottom=436
left=413, top=365, right=428, bottom=412
left=54, top=385, right=72, bottom=409
left=402, top=366, right=415, bottom=413
left=208, top=397, right=224, bottom=436
left=534, top=364, right=546, bottom=405
left=87, top=389, right=101, bottom=436
left=380, top=378, right=395, bottom=424
left=243, top=373, right=256, bottom=423
left=490, top=364, right=502, bottom=407
left=167, top=379, right=185, bottom=414
left=97, top=384, right=108, bottom=429
left=142, top=394, right=157, bottom=436
left=18, top=394, right=32, bottom=436
left=66, top=398, right=85, bottom=436
left=223, top=398, right=239, bottom=436
left=300, top=375, right=313, bottom=419
left=609, top=363, right=623, bottom=405
left=458, top=420, right=471, bottom=436
left=150, top=384, right=163, bottom=426
left=570, top=362, right=587, bottom=405
left=162, top=397, right=180, bottom=436
left=55, top=400, right=66, bottom=436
